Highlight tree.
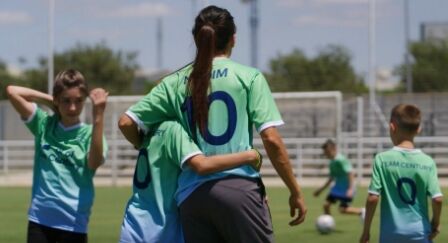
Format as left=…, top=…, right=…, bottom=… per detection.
left=23, top=42, right=139, bottom=95
left=397, top=40, right=448, bottom=92
left=266, top=45, right=367, bottom=94
left=0, top=60, right=24, bottom=99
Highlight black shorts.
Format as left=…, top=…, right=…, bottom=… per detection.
left=326, top=194, right=353, bottom=208
left=27, top=221, right=87, bottom=243
left=179, top=176, right=274, bottom=243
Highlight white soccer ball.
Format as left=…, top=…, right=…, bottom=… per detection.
left=315, top=214, right=335, bottom=234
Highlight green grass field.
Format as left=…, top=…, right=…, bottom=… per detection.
left=1, top=186, right=447, bottom=243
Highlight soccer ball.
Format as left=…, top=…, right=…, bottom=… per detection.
left=315, top=214, right=335, bottom=234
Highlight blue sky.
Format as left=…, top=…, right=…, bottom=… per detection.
left=1, top=0, right=447, bottom=81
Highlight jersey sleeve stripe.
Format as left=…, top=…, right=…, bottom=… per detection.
left=257, top=120, right=285, bottom=133
left=180, top=151, right=203, bottom=170
left=125, top=110, right=149, bottom=134
left=23, top=103, right=37, bottom=124
left=368, top=190, right=380, bottom=195
left=432, top=193, right=443, bottom=199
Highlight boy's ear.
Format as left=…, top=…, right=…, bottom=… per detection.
left=389, top=122, right=396, bottom=132
left=416, top=125, right=422, bottom=134
left=231, top=34, right=236, bottom=47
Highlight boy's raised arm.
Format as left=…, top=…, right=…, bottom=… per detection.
left=6, top=85, right=53, bottom=119
left=88, top=88, right=108, bottom=170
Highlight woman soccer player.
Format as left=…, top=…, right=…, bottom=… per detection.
left=6, top=69, right=108, bottom=243
left=119, top=5, right=307, bottom=242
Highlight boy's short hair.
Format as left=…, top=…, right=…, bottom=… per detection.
left=321, top=139, right=336, bottom=150
left=53, top=69, right=88, bottom=100
left=390, top=104, right=421, bottom=133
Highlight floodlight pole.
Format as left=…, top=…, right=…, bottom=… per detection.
left=404, top=0, right=413, bottom=93
left=368, top=0, right=389, bottom=132
left=156, top=17, right=163, bottom=69
left=48, top=0, right=55, bottom=94
left=242, top=0, right=259, bottom=68
left=250, top=0, right=259, bottom=68
left=368, top=0, right=376, bottom=106
left=192, top=0, right=197, bottom=20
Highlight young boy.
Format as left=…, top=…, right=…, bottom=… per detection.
left=314, top=139, right=364, bottom=218
left=119, top=120, right=262, bottom=243
left=360, top=104, right=443, bottom=243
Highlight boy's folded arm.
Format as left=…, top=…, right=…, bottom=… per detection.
left=187, top=150, right=258, bottom=175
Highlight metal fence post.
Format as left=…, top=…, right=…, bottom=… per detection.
left=296, top=142, right=303, bottom=180
left=356, top=97, right=364, bottom=184
left=2, top=142, right=8, bottom=174
left=111, top=103, right=118, bottom=187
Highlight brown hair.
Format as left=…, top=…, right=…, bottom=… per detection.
left=53, top=69, right=88, bottom=100
left=322, top=139, right=336, bottom=150
left=390, top=104, right=421, bottom=133
left=189, top=5, right=236, bottom=134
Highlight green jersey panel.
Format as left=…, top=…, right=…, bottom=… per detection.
left=120, top=121, right=201, bottom=243
left=328, top=154, right=352, bottom=197
left=127, top=58, right=284, bottom=204
left=24, top=103, right=48, bottom=137
left=368, top=147, right=442, bottom=242
left=248, top=72, right=283, bottom=132
left=127, top=57, right=283, bottom=155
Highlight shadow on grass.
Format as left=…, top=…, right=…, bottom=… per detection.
left=304, top=229, right=345, bottom=235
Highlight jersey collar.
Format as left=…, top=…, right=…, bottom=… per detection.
left=392, top=146, right=422, bottom=153
left=213, top=56, right=229, bottom=61
left=58, top=122, right=83, bottom=131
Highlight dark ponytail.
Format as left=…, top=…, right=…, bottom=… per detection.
left=189, top=6, right=236, bottom=135
left=189, top=25, right=216, bottom=134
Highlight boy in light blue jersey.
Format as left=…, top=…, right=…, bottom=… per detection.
left=6, top=70, right=108, bottom=243
left=119, top=120, right=262, bottom=243
left=360, top=104, right=443, bottom=243
left=314, top=139, right=364, bottom=219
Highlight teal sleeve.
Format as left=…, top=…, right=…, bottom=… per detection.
left=166, top=122, right=202, bottom=169
left=248, top=72, right=283, bottom=132
left=427, top=161, right=442, bottom=198
left=24, top=105, right=49, bottom=137
left=342, top=159, right=353, bottom=173
left=127, top=82, right=176, bottom=134
left=368, top=155, right=382, bottom=195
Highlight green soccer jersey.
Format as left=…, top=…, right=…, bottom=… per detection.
left=25, top=104, right=108, bottom=233
left=126, top=57, right=283, bottom=204
left=329, top=154, right=352, bottom=197
left=120, top=120, right=202, bottom=243
left=368, top=146, right=442, bottom=243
